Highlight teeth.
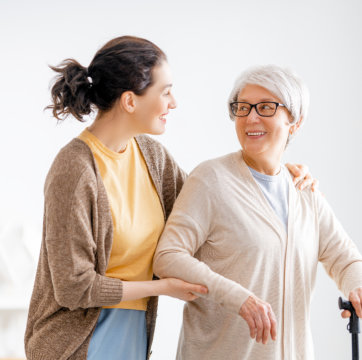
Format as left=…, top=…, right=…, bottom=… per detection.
left=247, top=132, right=265, bottom=136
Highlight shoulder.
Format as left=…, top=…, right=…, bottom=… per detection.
left=290, top=171, right=322, bottom=213
left=135, top=134, right=166, bottom=155
left=45, top=138, right=98, bottom=197
left=189, top=151, right=240, bottom=185
left=135, top=134, right=185, bottom=177
left=135, top=134, right=172, bottom=164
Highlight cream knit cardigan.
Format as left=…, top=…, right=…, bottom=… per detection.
left=153, top=151, right=362, bottom=360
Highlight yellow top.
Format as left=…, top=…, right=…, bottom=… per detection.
left=78, top=129, right=165, bottom=310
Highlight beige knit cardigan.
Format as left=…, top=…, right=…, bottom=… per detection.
left=25, top=135, right=186, bottom=360
left=154, top=151, right=362, bottom=360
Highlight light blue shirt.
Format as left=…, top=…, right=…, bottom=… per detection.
left=248, top=166, right=289, bottom=231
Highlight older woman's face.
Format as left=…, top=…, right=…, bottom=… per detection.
left=235, top=84, right=293, bottom=159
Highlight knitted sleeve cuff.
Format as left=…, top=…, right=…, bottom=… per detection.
left=341, top=261, right=362, bottom=297
left=222, top=284, right=254, bottom=314
left=95, top=275, right=123, bottom=306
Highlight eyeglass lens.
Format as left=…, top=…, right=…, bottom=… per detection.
left=231, top=102, right=278, bottom=117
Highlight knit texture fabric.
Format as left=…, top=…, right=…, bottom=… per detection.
left=25, top=135, right=186, bottom=360
left=154, top=150, right=362, bottom=360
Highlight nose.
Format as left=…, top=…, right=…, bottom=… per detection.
left=169, top=93, right=177, bottom=109
left=245, top=106, right=260, bottom=123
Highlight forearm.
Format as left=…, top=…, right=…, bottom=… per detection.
left=317, top=190, right=362, bottom=295
left=339, top=262, right=362, bottom=296
left=154, top=245, right=253, bottom=314
left=121, top=279, right=166, bottom=301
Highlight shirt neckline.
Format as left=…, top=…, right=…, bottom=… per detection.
left=81, top=128, right=131, bottom=160
left=248, top=166, right=285, bottom=183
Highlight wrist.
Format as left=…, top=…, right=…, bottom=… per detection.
left=151, top=278, right=168, bottom=297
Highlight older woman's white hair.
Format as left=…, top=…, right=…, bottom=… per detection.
left=228, top=65, right=310, bottom=142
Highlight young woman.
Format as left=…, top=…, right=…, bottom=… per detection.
left=25, top=37, right=315, bottom=360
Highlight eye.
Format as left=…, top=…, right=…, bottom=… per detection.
left=260, top=104, right=272, bottom=110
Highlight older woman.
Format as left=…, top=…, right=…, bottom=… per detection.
left=153, top=65, right=362, bottom=359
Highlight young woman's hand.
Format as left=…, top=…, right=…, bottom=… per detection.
left=160, top=278, right=208, bottom=301
left=239, top=295, right=277, bottom=345
left=285, top=163, right=319, bottom=191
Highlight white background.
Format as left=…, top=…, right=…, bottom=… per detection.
left=1, top=0, right=362, bottom=358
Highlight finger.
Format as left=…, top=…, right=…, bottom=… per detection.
left=341, top=310, right=351, bottom=318
left=293, top=177, right=302, bottom=185
left=285, top=163, right=301, bottom=182
left=188, top=284, right=208, bottom=294
left=187, top=293, right=198, bottom=301
left=299, top=177, right=313, bottom=191
left=350, top=293, right=362, bottom=318
left=246, top=315, right=257, bottom=339
left=261, top=311, right=271, bottom=345
left=268, top=309, right=277, bottom=341
left=254, top=314, right=264, bottom=343
left=296, top=164, right=309, bottom=177
left=241, top=310, right=257, bottom=339
left=311, top=179, right=319, bottom=192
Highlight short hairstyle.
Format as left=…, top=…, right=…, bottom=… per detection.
left=228, top=65, right=309, bottom=133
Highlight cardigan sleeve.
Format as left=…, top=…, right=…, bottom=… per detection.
left=153, top=167, right=254, bottom=314
left=44, top=169, right=123, bottom=311
left=316, top=190, right=362, bottom=296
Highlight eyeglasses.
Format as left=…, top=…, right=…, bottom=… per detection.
left=229, top=101, right=286, bottom=117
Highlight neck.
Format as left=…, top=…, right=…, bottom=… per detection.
left=242, top=151, right=282, bottom=175
left=87, top=109, right=137, bottom=153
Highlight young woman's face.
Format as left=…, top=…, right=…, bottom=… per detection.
left=133, top=61, right=177, bottom=135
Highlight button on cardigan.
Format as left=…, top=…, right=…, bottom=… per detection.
left=153, top=151, right=362, bottom=360
left=25, top=135, right=186, bottom=360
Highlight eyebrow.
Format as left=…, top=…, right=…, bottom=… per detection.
left=163, top=84, right=173, bottom=89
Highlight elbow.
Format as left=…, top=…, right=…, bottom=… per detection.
left=153, top=249, right=174, bottom=279
left=152, top=250, right=164, bottom=278
left=54, top=288, right=79, bottom=311
left=51, top=270, right=98, bottom=310
left=153, top=248, right=186, bottom=279
left=53, top=277, right=95, bottom=310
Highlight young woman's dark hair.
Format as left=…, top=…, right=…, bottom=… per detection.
left=47, top=36, right=167, bottom=121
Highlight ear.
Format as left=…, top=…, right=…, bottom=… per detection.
left=120, top=91, right=136, bottom=114
left=289, top=116, right=303, bottom=135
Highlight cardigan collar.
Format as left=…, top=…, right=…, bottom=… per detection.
left=233, top=150, right=296, bottom=242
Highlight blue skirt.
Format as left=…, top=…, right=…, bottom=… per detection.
left=87, top=308, right=147, bottom=360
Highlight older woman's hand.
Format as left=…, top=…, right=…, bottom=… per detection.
left=239, top=295, right=277, bottom=345
left=285, top=163, right=319, bottom=192
left=341, top=288, right=362, bottom=318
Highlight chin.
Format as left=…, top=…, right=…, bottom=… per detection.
left=147, top=126, right=166, bottom=136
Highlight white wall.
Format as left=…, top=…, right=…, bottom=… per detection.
left=1, top=0, right=362, bottom=358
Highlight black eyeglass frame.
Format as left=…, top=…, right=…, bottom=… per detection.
left=229, top=101, right=286, bottom=117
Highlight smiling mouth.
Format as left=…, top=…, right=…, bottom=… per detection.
left=160, top=113, right=168, bottom=121
left=246, top=132, right=266, bottom=136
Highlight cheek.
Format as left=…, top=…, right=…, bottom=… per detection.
left=235, top=119, right=244, bottom=135
left=235, top=120, right=246, bottom=145
left=141, top=96, right=162, bottom=114
left=270, top=116, right=291, bottom=137
left=271, top=125, right=291, bottom=147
